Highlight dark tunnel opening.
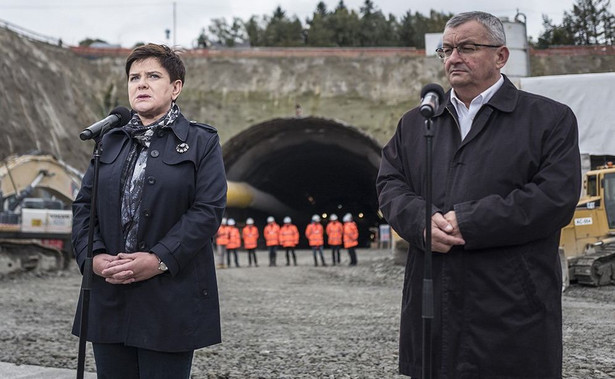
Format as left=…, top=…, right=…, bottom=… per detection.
left=222, top=117, right=383, bottom=248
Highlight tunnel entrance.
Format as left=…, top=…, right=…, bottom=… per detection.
left=222, top=117, right=382, bottom=248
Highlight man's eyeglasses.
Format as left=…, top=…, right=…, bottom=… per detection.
left=435, top=43, right=502, bottom=60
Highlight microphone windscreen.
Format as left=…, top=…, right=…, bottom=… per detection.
left=109, top=106, right=132, bottom=125
left=420, top=83, right=445, bottom=101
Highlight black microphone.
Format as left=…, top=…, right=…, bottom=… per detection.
left=419, top=83, right=445, bottom=118
left=79, top=106, right=131, bottom=141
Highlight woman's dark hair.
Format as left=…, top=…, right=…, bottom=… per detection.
left=125, top=43, right=185, bottom=84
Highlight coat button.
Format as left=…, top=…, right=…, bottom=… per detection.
left=202, top=289, right=208, bottom=296
left=143, top=210, right=151, bottom=217
left=147, top=176, right=156, bottom=184
left=157, top=130, right=165, bottom=138
left=138, top=241, right=146, bottom=249
left=150, top=150, right=160, bottom=158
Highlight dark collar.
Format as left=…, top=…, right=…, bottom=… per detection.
left=167, top=113, right=189, bottom=142
left=111, top=112, right=189, bottom=142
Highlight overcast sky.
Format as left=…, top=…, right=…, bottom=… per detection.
left=0, top=0, right=612, bottom=48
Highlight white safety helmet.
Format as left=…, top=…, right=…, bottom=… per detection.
left=221, top=217, right=228, bottom=225
left=267, top=216, right=275, bottom=223
left=343, top=213, right=352, bottom=222
left=311, top=214, right=321, bottom=222
left=330, top=214, right=338, bottom=221
left=246, top=218, right=254, bottom=225
left=283, top=216, right=291, bottom=224
left=227, top=218, right=236, bottom=226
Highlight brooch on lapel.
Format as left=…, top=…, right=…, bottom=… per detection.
left=176, top=143, right=189, bottom=153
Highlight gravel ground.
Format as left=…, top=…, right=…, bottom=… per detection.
left=0, top=248, right=613, bottom=378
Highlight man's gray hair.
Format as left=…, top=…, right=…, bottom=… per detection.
left=445, top=11, right=506, bottom=45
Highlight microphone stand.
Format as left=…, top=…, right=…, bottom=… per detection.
left=76, top=138, right=102, bottom=379
left=422, top=116, right=435, bottom=379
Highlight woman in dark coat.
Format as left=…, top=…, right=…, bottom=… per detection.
left=72, top=44, right=226, bottom=378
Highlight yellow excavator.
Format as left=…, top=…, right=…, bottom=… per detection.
left=560, top=163, right=615, bottom=288
left=0, top=153, right=82, bottom=276
left=0, top=153, right=297, bottom=276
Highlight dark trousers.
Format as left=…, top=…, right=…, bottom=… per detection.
left=247, top=249, right=258, bottom=266
left=312, top=245, right=326, bottom=266
left=285, top=247, right=297, bottom=265
left=227, top=249, right=239, bottom=267
left=269, top=245, right=277, bottom=266
left=92, top=343, right=193, bottom=379
left=331, top=245, right=341, bottom=265
left=348, top=247, right=357, bottom=265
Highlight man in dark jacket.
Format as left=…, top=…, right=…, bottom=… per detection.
left=376, top=11, right=581, bottom=378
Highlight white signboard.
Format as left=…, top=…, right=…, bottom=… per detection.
left=574, top=217, right=593, bottom=226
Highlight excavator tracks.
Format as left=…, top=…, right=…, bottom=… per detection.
left=573, top=244, right=615, bottom=286
left=0, top=239, right=65, bottom=277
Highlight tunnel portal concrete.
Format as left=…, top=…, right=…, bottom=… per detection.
left=223, top=117, right=382, bottom=247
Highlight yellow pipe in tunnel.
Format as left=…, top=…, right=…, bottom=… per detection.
left=226, top=181, right=295, bottom=216
left=226, top=181, right=255, bottom=208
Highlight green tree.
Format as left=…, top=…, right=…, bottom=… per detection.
left=244, top=16, right=263, bottom=47
left=535, top=15, right=575, bottom=48
left=397, top=10, right=452, bottom=48
left=194, top=1, right=454, bottom=48
left=397, top=11, right=416, bottom=47
left=208, top=17, right=246, bottom=47
left=328, top=1, right=361, bottom=46
left=261, top=6, right=305, bottom=46
left=358, top=0, right=399, bottom=46
left=78, top=38, right=107, bottom=47
left=537, top=0, right=615, bottom=46
left=565, top=0, right=615, bottom=44
left=305, top=2, right=336, bottom=46
left=196, top=28, right=208, bottom=48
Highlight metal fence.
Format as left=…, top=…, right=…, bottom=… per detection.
left=1, top=18, right=62, bottom=46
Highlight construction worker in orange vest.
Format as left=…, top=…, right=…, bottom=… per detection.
left=264, top=216, right=280, bottom=266
left=215, top=217, right=229, bottom=268
left=280, top=216, right=299, bottom=266
left=226, top=218, right=241, bottom=267
left=343, top=213, right=359, bottom=266
left=306, top=214, right=326, bottom=266
left=242, top=217, right=259, bottom=267
left=326, top=213, right=344, bottom=265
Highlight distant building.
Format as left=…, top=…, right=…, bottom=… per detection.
left=89, top=42, right=121, bottom=49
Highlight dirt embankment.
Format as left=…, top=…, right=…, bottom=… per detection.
left=0, top=28, right=125, bottom=172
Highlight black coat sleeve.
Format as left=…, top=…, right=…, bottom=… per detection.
left=71, top=160, right=107, bottom=273
left=376, top=115, right=441, bottom=250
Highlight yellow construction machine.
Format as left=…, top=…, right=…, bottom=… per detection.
left=0, top=153, right=297, bottom=276
left=560, top=163, right=615, bottom=288
left=0, top=153, right=82, bottom=276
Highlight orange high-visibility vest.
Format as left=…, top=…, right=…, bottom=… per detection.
left=326, top=220, right=343, bottom=246
left=343, top=221, right=359, bottom=248
left=280, top=224, right=299, bottom=247
left=226, top=226, right=241, bottom=249
left=264, top=222, right=280, bottom=246
left=242, top=225, right=259, bottom=250
left=216, top=225, right=230, bottom=245
left=305, top=222, right=324, bottom=246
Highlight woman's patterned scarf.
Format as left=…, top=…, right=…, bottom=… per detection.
left=120, top=103, right=180, bottom=252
